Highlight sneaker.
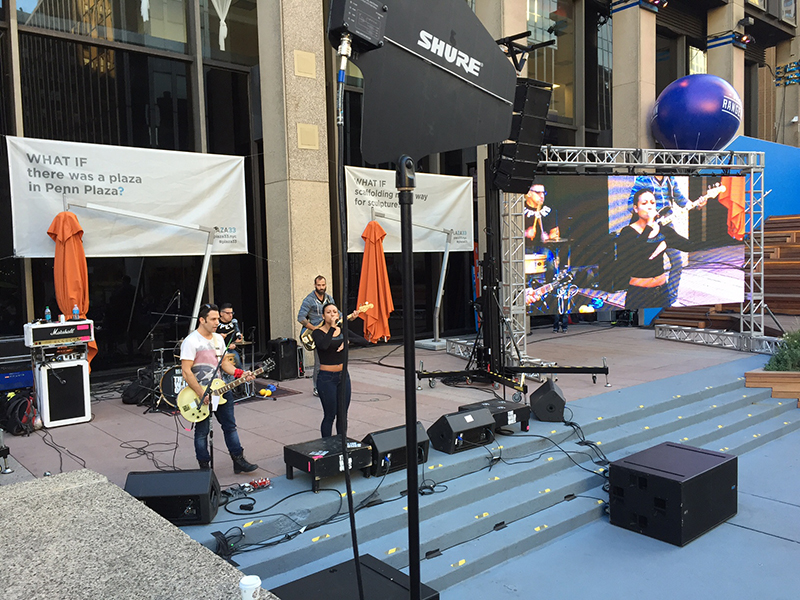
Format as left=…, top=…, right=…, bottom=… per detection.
left=313, top=388, right=319, bottom=396
left=232, top=454, right=258, bottom=474
left=553, top=329, right=559, bottom=334
left=198, top=461, right=210, bottom=470
left=561, top=328, right=568, bottom=334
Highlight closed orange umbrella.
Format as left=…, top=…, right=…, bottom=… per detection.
left=47, top=212, right=98, bottom=366
left=357, top=220, right=394, bottom=343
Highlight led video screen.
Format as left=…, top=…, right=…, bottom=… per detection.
left=524, top=175, right=745, bottom=315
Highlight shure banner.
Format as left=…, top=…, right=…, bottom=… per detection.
left=7, top=136, right=247, bottom=257
left=345, top=166, right=474, bottom=253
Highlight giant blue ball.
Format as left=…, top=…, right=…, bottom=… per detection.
left=651, top=74, right=742, bottom=150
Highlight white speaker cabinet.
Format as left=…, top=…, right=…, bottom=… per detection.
left=35, top=360, right=91, bottom=428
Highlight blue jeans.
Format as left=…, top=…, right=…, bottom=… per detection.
left=553, top=313, right=568, bottom=331
left=194, top=391, right=243, bottom=462
left=317, top=370, right=351, bottom=437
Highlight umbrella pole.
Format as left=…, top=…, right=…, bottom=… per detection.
left=396, top=156, right=422, bottom=600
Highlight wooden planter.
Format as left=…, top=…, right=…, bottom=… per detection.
left=745, top=368, right=800, bottom=408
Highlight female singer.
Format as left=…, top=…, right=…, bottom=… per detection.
left=311, top=302, right=352, bottom=437
left=616, top=188, right=696, bottom=309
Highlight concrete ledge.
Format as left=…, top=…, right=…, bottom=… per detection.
left=0, top=469, right=277, bottom=600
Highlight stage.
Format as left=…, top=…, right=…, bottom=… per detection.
left=2, top=322, right=799, bottom=599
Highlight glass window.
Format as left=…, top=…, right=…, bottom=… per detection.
left=15, top=0, right=188, bottom=54
left=19, top=33, right=192, bottom=150
left=746, top=0, right=766, bottom=9
left=527, top=0, right=575, bottom=124
left=783, top=0, right=797, bottom=25
left=597, top=19, right=612, bottom=134
left=689, top=46, right=707, bottom=75
left=200, top=0, right=258, bottom=66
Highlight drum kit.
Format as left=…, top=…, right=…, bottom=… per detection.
left=148, top=339, right=257, bottom=410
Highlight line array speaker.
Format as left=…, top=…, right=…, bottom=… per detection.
left=426, top=408, right=495, bottom=454
left=492, top=78, right=552, bottom=193
left=124, top=469, right=220, bottom=525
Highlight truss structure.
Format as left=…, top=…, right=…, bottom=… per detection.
left=500, top=190, right=528, bottom=364
left=495, top=146, right=767, bottom=356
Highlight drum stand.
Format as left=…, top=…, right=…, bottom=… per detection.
left=144, top=344, right=174, bottom=414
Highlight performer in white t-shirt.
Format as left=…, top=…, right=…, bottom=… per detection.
left=180, top=303, right=258, bottom=473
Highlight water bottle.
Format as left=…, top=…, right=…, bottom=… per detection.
left=44, top=306, right=52, bottom=322
left=72, top=304, right=80, bottom=320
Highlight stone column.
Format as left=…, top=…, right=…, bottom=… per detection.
left=611, top=0, right=657, bottom=148
left=257, top=1, right=332, bottom=339
left=775, top=37, right=800, bottom=147
left=707, top=0, right=746, bottom=138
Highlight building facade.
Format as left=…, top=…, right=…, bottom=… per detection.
left=0, top=0, right=797, bottom=368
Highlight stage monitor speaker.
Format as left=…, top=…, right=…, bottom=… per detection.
left=426, top=408, right=495, bottom=455
left=273, top=553, right=439, bottom=600
left=529, top=379, right=566, bottom=422
left=362, top=422, right=430, bottom=477
left=458, top=398, right=531, bottom=432
left=267, top=338, right=298, bottom=381
left=608, top=442, right=737, bottom=546
left=124, top=469, right=220, bottom=525
left=34, top=360, right=91, bottom=428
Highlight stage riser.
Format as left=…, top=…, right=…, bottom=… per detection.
left=179, top=357, right=800, bottom=593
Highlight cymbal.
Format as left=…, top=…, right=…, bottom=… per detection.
left=235, top=340, right=254, bottom=346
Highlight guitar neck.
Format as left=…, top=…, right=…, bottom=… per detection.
left=217, top=363, right=269, bottom=395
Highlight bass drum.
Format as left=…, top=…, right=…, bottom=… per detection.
left=159, top=365, right=187, bottom=407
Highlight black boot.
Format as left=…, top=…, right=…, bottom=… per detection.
left=232, top=454, right=258, bottom=474
left=198, top=461, right=210, bottom=470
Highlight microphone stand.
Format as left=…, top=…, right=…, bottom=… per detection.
left=199, top=331, right=235, bottom=471
left=137, top=291, right=180, bottom=352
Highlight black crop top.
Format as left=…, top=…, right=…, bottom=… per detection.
left=311, top=327, right=345, bottom=365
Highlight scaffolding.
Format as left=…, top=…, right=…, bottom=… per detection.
left=494, top=145, right=770, bottom=357
left=500, top=190, right=529, bottom=364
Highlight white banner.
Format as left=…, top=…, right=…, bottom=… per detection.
left=7, top=137, right=247, bottom=258
left=346, top=166, right=474, bottom=253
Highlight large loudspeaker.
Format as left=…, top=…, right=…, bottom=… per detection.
left=124, top=469, right=220, bottom=525
left=493, top=79, right=552, bottom=193
left=529, top=379, right=566, bottom=422
left=362, top=422, right=430, bottom=477
left=609, top=442, right=737, bottom=546
left=426, top=408, right=495, bottom=455
left=267, top=338, right=298, bottom=381
left=34, top=360, right=91, bottom=428
left=272, top=553, right=439, bottom=600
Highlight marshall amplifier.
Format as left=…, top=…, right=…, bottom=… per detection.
left=24, top=320, right=95, bottom=347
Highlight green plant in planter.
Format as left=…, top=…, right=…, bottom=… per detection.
left=765, top=330, right=800, bottom=371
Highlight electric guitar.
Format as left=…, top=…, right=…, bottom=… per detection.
left=655, top=183, right=726, bottom=228
left=526, top=271, right=575, bottom=305
left=177, top=359, right=275, bottom=423
left=299, top=302, right=374, bottom=352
